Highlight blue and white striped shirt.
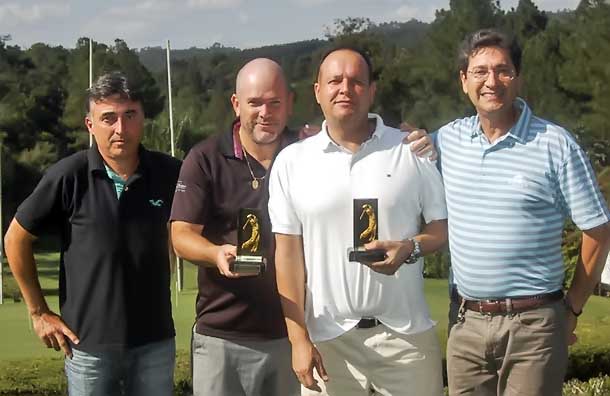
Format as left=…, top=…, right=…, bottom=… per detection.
left=436, top=98, right=610, bottom=299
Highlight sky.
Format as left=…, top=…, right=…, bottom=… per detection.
left=0, top=0, right=580, bottom=50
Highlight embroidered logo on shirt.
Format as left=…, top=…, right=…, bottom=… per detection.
left=175, top=181, right=187, bottom=193
left=149, top=199, right=164, bottom=207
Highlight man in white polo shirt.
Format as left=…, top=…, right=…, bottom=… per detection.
left=268, top=46, right=448, bottom=396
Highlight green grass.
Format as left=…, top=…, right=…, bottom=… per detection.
left=2, top=255, right=610, bottom=395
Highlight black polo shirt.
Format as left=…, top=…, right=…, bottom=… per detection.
left=170, top=123, right=297, bottom=341
left=15, top=145, right=181, bottom=352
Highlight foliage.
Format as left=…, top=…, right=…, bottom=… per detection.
left=1, top=2, right=610, bottom=274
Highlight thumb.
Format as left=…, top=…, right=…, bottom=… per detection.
left=61, top=324, right=80, bottom=344
left=364, top=240, right=385, bottom=250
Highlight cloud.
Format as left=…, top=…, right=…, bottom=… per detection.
left=392, top=3, right=437, bottom=22
left=0, top=2, right=70, bottom=25
left=186, top=0, right=242, bottom=9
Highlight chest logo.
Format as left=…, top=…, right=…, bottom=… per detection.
left=149, top=199, right=164, bottom=207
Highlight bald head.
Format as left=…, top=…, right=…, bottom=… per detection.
left=235, top=58, right=288, bottom=97
left=231, top=58, right=292, bottom=146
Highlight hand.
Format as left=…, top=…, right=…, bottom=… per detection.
left=402, top=126, right=437, bottom=161
left=566, top=310, right=578, bottom=346
left=363, top=240, right=412, bottom=275
left=214, top=244, right=241, bottom=278
left=291, top=338, right=328, bottom=391
left=31, top=310, right=79, bottom=358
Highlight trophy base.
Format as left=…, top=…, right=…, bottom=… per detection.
left=349, top=249, right=386, bottom=264
left=230, top=256, right=266, bottom=275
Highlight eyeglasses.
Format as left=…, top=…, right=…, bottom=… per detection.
left=466, top=67, right=516, bottom=83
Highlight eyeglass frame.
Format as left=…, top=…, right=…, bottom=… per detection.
left=465, top=66, right=517, bottom=83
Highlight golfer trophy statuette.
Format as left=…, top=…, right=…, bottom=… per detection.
left=348, top=198, right=386, bottom=263
left=231, top=208, right=267, bottom=275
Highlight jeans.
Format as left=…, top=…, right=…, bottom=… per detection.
left=65, top=338, right=175, bottom=396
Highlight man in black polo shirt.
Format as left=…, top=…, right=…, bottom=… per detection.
left=4, top=72, right=180, bottom=396
left=170, top=58, right=299, bottom=396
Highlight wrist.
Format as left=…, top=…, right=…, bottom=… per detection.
left=404, top=238, right=421, bottom=264
left=564, top=295, right=583, bottom=317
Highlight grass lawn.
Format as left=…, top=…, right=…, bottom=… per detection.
left=2, top=253, right=610, bottom=394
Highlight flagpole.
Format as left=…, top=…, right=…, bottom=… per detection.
left=166, top=40, right=183, bottom=294
left=89, top=38, right=93, bottom=147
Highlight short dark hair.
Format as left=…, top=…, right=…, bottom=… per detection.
left=457, top=29, right=522, bottom=75
left=316, top=45, right=375, bottom=84
left=86, top=71, right=143, bottom=113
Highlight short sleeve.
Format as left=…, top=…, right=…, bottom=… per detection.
left=557, top=147, right=610, bottom=230
left=268, top=149, right=302, bottom=235
left=15, top=167, right=67, bottom=236
left=416, top=156, right=448, bottom=224
left=170, top=148, right=212, bottom=224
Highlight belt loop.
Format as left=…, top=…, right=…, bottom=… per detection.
left=505, top=298, right=513, bottom=315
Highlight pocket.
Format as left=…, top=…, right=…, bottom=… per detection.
left=516, top=301, right=565, bottom=332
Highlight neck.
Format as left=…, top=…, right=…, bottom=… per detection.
left=479, top=106, right=519, bottom=143
left=326, top=116, right=375, bottom=153
left=239, top=128, right=280, bottom=169
left=103, top=156, right=139, bottom=181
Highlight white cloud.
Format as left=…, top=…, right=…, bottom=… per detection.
left=393, top=4, right=436, bottom=22
left=186, top=0, right=242, bottom=9
left=238, top=11, right=249, bottom=23
left=0, top=2, right=70, bottom=25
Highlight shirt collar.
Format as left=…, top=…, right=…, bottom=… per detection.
left=316, top=113, right=386, bottom=151
left=472, top=97, right=531, bottom=144
left=87, top=143, right=148, bottom=181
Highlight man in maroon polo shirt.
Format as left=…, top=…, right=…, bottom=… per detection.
left=170, top=58, right=299, bottom=396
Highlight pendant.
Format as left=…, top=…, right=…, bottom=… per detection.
left=251, top=179, right=260, bottom=190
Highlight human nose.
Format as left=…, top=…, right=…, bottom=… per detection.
left=114, top=116, right=126, bottom=135
left=484, top=70, right=500, bottom=86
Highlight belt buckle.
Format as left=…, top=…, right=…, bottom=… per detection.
left=481, top=299, right=500, bottom=315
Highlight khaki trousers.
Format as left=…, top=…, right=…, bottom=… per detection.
left=303, top=325, right=443, bottom=396
left=447, top=299, right=568, bottom=396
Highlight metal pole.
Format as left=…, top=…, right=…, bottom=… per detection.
left=89, top=38, right=93, bottom=147
left=166, top=40, right=183, bottom=292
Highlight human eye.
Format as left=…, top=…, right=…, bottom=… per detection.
left=473, top=69, right=488, bottom=79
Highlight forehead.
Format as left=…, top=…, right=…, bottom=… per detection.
left=90, top=94, right=142, bottom=114
left=237, top=72, right=287, bottom=99
left=468, top=46, right=514, bottom=68
left=319, top=50, right=369, bottom=79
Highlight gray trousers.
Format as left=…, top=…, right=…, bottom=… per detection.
left=447, top=299, right=568, bottom=396
left=192, top=331, right=299, bottom=396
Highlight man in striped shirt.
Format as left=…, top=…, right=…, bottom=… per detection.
left=437, top=29, right=610, bottom=395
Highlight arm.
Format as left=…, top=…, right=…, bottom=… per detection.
left=170, top=221, right=239, bottom=278
left=275, top=233, right=328, bottom=391
left=564, top=222, right=610, bottom=344
left=4, top=218, right=79, bottom=357
left=364, top=219, right=448, bottom=275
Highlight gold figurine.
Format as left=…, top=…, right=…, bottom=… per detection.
left=241, top=213, right=260, bottom=253
left=359, top=203, right=377, bottom=243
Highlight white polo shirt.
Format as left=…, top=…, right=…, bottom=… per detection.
left=269, top=114, right=447, bottom=343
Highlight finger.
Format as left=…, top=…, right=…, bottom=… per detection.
left=41, top=335, right=52, bottom=348
left=57, top=335, right=73, bottom=358
left=314, top=354, right=329, bottom=381
left=49, top=334, right=61, bottom=351
left=61, top=324, right=80, bottom=345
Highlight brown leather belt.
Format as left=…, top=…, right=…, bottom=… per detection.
left=356, top=317, right=381, bottom=329
left=459, top=290, right=563, bottom=314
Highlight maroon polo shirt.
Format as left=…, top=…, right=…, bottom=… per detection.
left=170, top=122, right=298, bottom=340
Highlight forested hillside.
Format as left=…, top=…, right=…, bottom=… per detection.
left=1, top=0, right=609, bottom=263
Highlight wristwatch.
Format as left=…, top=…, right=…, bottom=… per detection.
left=404, top=238, right=421, bottom=264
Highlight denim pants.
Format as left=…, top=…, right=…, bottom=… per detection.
left=65, top=338, right=175, bottom=396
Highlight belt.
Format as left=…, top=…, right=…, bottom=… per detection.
left=458, top=290, right=563, bottom=314
left=356, top=317, right=381, bottom=329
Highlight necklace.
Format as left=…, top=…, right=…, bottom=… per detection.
left=242, top=148, right=265, bottom=190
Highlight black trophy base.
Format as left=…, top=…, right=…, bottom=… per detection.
left=230, top=256, right=266, bottom=275
left=349, top=249, right=386, bottom=264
